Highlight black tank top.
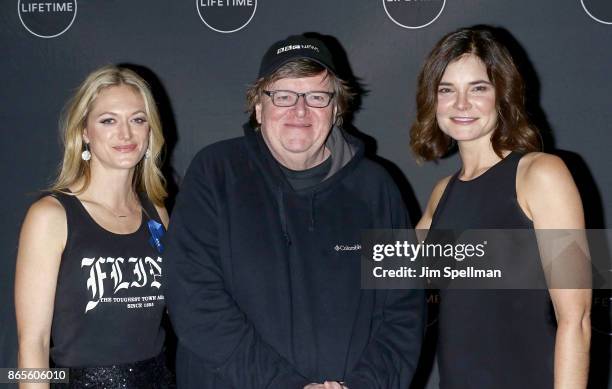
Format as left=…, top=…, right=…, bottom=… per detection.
left=430, top=152, right=555, bottom=389
left=50, top=191, right=166, bottom=367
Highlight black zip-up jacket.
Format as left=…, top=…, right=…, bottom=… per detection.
left=165, top=125, right=425, bottom=389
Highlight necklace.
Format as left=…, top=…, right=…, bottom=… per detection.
left=90, top=198, right=141, bottom=220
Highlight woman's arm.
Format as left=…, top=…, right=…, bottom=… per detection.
left=519, top=153, right=591, bottom=389
left=15, top=196, right=66, bottom=388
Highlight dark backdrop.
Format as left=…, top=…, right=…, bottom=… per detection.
left=2, top=1, right=611, bottom=388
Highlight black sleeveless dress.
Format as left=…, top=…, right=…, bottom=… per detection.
left=430, top=153, right=555, bottom=389
left=50, top=191, right=173, bottom=388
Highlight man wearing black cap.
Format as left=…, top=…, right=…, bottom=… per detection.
left=165, top=35, right=425, bottom=389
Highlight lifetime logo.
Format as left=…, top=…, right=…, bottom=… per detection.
left=196, top=0, right=257, bottom=33
left=18, top=0, right=77, bottom=38
left=20, top=2, right=73, bottom=12
left=277, top=45, right=320, bottom=55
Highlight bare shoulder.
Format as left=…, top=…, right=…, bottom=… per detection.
left=520, top=151, right=567, bottom=172
left=518, top=152, right=575, bottom=191
left=517, top=152, right=583, bottom=228
left=431, top=175, right=453, bottom=201
left=20, top=195, right=67, bottom=251
left=427, top=174, right=454, bottom=215
left=153, top=205, right=170, bottom=228
left=25, top=195, right=66, bottom=228
left=416, top=175, right=453, bottom=230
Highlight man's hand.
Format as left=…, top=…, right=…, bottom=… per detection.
left=304, top=381, right=348, bottom=389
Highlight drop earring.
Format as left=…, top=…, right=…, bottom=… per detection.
left=81, top=143, right=91, bottom=161
left=145, top=132, right=152, bottom=159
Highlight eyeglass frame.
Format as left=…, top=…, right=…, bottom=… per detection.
left=263, top=90, right=336, bottom=108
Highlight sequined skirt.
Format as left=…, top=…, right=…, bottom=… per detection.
left=53, top=353, right=175, bottom=389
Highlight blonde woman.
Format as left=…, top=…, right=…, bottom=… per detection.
left=15, top=66, right=174, bottom=388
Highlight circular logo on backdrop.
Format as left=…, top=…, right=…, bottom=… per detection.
left=382, top=0, right=445, bottom=30
left=581, top=0, right=612, bottom=25
left=18, top=0, right=77, bottom=38
left=196, top=0, right=257, bottom=33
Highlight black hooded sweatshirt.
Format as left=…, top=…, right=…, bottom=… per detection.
left=165, top=125, right=425, bottom=389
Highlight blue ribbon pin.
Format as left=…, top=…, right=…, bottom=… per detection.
left=147, top=219, right=165, bottom=253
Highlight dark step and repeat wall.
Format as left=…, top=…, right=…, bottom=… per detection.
left=1, top=1, right=611, bottom=387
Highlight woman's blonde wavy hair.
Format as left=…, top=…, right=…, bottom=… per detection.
left=50, top=65, right=167, bottom=206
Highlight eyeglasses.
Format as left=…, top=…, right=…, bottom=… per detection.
left=263, top=90, right=335, bottom=108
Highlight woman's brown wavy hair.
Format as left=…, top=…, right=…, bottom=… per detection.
left=410, top=27, right=541, bottom=161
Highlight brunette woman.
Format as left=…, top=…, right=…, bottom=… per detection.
left=411, top=27, right=590, bottom=389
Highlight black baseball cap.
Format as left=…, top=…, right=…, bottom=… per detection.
left=258, top=35, right=336, bottom=78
